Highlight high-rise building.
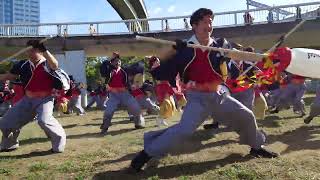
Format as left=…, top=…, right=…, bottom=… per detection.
left=0, top=0, right=40, bottom=35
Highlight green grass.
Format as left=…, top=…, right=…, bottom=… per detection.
left=147, top=175, right=160, bottom=180
left=218, top=164, right=262, bottom=180
left=0, top=95, right=320, bottom=179
left=0, top=168, right=12, bottom=176
left=57, top=161, right=79, bottom=173
left=29, top=162, right=49, bottom=172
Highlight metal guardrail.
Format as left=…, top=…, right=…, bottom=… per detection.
left=0, top=1, right=319, bottom=37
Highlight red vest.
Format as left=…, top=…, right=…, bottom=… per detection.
left=71, top=88, right=81, bottom=97
left=89, top=91, right=96, bottom=96
left=131, top=89, right=144, bottom=99
left=25, top=64, right=54, bottom=92
left=155, top=81, right=175, bottom=103
left=12, top=84, right=24, bottom=105
left=109, top=69, right=125, bottom=88
left=291, top=75, right=305, bottom=84
left=186, top=49, right=222, bottom=84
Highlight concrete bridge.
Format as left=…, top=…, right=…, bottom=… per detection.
left=0, top=1, right=319, bottom=106
left=0, top=1, right=319, bottom=59
left=0, top=18, right=319, bottom=59
left=106, top=0, right=149, bottom=32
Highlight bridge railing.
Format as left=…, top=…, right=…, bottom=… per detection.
left=0, top=1, right=319, bottom=37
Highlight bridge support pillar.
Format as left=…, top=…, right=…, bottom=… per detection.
left=55, top=50, right=88, bottom=107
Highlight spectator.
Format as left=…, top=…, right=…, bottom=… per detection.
left=244, top=11, right=254, bottom=25
left=165, top=19, right=170, bottom=31
left=296, top=6, right=302, bottom=20
left=267, top=11, right=274, bottom=23
left=89, top=24, right=96, bottom=36
left=183, top=18, right=190, bottom=30
left=63, top=27, right=68, bottom=37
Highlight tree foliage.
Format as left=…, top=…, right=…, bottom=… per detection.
left=85, top=57, right=103, bottom=87
left=0, top=61, right=15, bottom=74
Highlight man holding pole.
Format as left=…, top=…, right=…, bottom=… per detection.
left=0, top=40, right=66, bottom=153
left=130, top=8, right=278, bottom=172
left=100, top=53, right=145, bottom=135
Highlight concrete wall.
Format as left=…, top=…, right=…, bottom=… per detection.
left=55, top=50, right=88, bottom=107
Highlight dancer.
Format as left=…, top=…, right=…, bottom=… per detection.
left=130, top=8, right=278, bottom=172
left=0, top=40, right=66, bottom=153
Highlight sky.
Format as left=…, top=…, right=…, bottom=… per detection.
left=40, top=0, right=320, bottom=23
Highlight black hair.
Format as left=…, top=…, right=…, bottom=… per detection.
left=244, top=46, right=255, bottom=52
left=190, top=8, right=213, bottom=26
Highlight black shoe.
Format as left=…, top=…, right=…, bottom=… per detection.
left=304, top=116, right=314, bottom=124
left=0, top=147, right=18, bottom=152
left=269, top=108, right=279, bottom=114
left=130, top=150, right=152, bottom=172
left=0, top=143, right=19, bottom=152
left=300, top=111, right=306, bottom=118
left=250, top=147, right=279, bottom=158
left=50, top=149, right=63, bottom=154
left=203, top=122, right=219, bottom=130
left=100, top=128, right=108, bottom=136
left=135, top=125, right=145, bottom=129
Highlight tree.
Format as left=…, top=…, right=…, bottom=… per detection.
left=0, top=61, right=14, bottom=74
left=85, top=57, right=103, bottom=88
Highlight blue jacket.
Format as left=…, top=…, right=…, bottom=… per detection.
left=150, top=35, right=231, bottom=85
left=10, top=60, right=65, bottom=90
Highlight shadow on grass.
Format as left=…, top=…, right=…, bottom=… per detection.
left=19, top=127, right=137, bottom=146
left=93, top=152, right=137, bottom=166
left=268, top=125, right=320, bottom=154
left=20, top=137, right=49, bottom=146
left=280, top=115, right=303, bottom=120
left=259, top=114, right=303, bottom=128
left=264, top=115, right=281, bottom=121
left=85, top=107, right=103, bottom=112
left=0, top=149, right=56, bottom=159
left=258, top=115, right=282, bottom=128
left=94, top=129, right=237, bottom=167
left=91, top=118, right=101, bottom=121
left=82, top=119, right=142, bottom=127
left=63, top=124, right=78, bottom=129
left=93, top=153, right=251, bottom=180
left=67, top=128, right=137, bottom=139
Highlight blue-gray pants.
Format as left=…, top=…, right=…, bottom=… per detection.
left=87, top=95, right=98, bottom=108
left=144, top=91, right=265, bottom=157
left=269, top=88, right=282, bottom=107
left=0, top=102, right=11, bottom=117
left=231, top=88, right=255, bottom=110
left=98, top=96, right=108, bottom=109
left=0, top=96, right=66, bottom=152
left=274, top=87, right=292, bottom=110
left=290, top=83, right=306, bottom=113
left=276, top=83, right=306, bottom=112
left=68, top=95, right=85, bottom=114
left=309, top=85, right=320, bottom=118
left=87, top=95, right=107, bottom=109
left=102, top=91, right=144, bottom=130
left=137, top=97, right=160, bottom=115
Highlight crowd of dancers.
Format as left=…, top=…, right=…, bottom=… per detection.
left=0, top=7, right=319, bottom=173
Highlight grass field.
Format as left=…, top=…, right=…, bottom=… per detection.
left=0, top=95, right=320, bottom=180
